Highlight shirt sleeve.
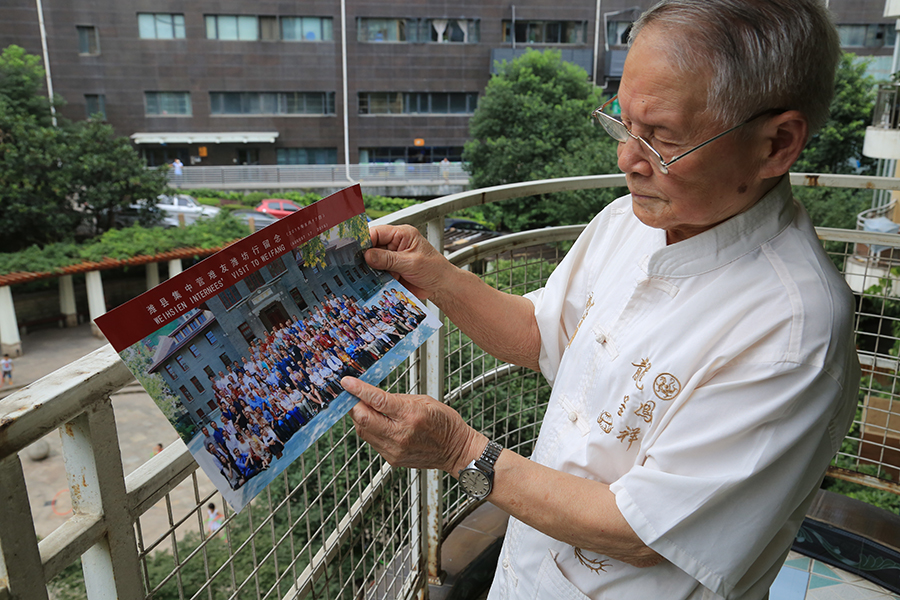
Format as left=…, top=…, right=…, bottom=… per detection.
left=610, top=359, right=857, bottom=598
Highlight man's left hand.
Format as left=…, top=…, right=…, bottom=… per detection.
left=342, top=376, right=483, bottom=475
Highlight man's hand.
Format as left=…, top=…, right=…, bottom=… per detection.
left=366, top=225, right=455, bottom=302
left=343, top=376, right=483, bottom=475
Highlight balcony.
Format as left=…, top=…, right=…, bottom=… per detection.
left=2, top=173, right=900, bottom=599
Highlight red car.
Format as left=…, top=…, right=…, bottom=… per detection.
left=256, top=198, right=302, bottom=219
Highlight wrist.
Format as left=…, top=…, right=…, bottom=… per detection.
left=450, top=430, right=489, bottom=478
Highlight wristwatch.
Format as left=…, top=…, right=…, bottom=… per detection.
left=458, top=440, right=503, bottom=500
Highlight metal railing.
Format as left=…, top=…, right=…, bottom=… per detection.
left=3, top=172, right=900, bottom=599
left=163, top=163, right=470, bottom=189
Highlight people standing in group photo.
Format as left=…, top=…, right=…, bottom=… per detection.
left=199, top=288, right=426, bottom=490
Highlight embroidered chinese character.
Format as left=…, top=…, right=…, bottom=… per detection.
left=566, top=293, right=594, bottom=349
left=146, top=304, right=156, bottom=314
left=196, top=276, right=205, bottom=286
left=241, top=252, right=250, bottom=261
left=263, top=239, right=271, bottom=249
left=220, top=263, right=228, bottom=273
left=597, top=411, right=613, bottom=434
left=208, top=270, right=216, bottom=280
left=631, top=358, right=651, bottom=390
left=617, top=395, right=629, bottom=417
left=653, top=373, right=682, bottom=401
left=231, top=257, right=240, bottom=267
left=184, top=283, right=193, bottom=293
left=273, top=234, right=281, bottom=243
left=172, top=290, right=182, bottom=300
left=575, top=548, right=611, bottom=574
left=616, top=426, right=641, bottom=450
left=159, top=298, right=169, bottom=308
left=252, top=245, right=260, bottom=255
left=634, top=400, right=655, bottom=423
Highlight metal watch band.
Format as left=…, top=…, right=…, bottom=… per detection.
left=479, top=440, right=502, bottom=468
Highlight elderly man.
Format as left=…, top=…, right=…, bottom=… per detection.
left=341, top=1, right=860, bottom=598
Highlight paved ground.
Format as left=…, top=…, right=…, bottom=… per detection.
left=2, top=324, right=219, bottom=546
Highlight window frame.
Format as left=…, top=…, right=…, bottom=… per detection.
left=76, top=25, right=100, bottom=55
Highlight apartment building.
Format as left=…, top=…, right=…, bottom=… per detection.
left=0, top=0, right=895, bottom=168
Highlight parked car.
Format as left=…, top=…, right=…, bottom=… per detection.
left=256, top=198, right=302, bottom=219
left=155, top=194, right=220, bottom=227
left=232, top=210, right=278, bottom=232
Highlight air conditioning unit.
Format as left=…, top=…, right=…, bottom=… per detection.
left=885, top=0, right=900, bottom=18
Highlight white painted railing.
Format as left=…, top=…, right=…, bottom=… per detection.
left=3, top=173, right=900, bottom=599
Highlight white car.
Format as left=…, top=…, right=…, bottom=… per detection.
left=155, top=194, right=220, bottom=227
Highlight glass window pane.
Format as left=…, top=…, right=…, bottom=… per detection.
left=322, top=18, right=333, bottom=41
left=260, top=93, right=277, bottom=113
left=138, top=14, right=156, bottom=39
left=205, top=15, right=217, bottom=39
left=225, top=93, right=243, bottom=113
left=449, top=93, right=467, bottom=113
left=370, top=93, right=389, bottom=113
left=173, top=15, right=186, bottom=38
left=301, top=17, right=320, bottom=41
left=155, top=15, right=174, bottom=39
left=146, top=93, right=159, bottom=114
left=545, top=22, right=561, bottom=43
left=238, top=16, right=258, bottom=40
left=282, top=17, right=301, bottom=40
left=838, top=25, right=866, bottom=47
left=260, top=16, right=278, bottom=40
left=218, top=16, right=239, bottom=40
left=306, top=93, right=324, bottom=114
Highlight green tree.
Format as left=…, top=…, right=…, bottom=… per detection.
left=463, top=49, right=622, bottom=232
left=0, top=45, right=168, bottom=252
left=794, top=53, right=877, bottom=229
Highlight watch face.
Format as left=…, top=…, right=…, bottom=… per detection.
left=460, top=468, right=491, bottom=498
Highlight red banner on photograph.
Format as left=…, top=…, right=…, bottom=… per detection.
left=95, top=185, right=365, bottom=352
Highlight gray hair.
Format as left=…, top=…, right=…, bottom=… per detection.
left=629, top=0, right=840, bottom=135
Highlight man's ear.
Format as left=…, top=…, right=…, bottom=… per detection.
left=758, top=110, right=808, bottom=179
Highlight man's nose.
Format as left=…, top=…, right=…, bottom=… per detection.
left=617, top=136, right=654, bottom=177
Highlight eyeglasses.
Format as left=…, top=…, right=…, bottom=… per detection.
left=592, top=95, right=784, bottom=175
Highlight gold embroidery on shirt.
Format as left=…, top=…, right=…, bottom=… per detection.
left=575, top=547, right=611, bottom=574
left=616, top=426, right=641, bottom=450
left=653, top=373, right=682, bottom=401
left=631, top=358, right=652, bottom=390
left=566, top=293, right=595, bottom=349
left=634, top=400, right=656, bottom=423
left=597, top=411, right=613, bottom=433
left=617, top=395, right=629, bottom=416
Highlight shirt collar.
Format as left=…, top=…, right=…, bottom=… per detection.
left=646, top=175, right=795, bottom=278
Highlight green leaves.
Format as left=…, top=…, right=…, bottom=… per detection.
left=463, top=49, right=622, bottom=231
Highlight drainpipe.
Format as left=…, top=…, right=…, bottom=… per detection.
left=341, top=0, right=352, bottom=181
left=511, top=5, right=516, bottom=50
left=35, top=0, right=57, bottom=126
left=593, top=0, right=601, bottom=85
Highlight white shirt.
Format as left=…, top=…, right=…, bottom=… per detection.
left=488, top=177, right=859, bottom=600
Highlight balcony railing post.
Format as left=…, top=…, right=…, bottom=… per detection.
left=422, top=217, right=446, bottom=586
left=0, top=453, right=50, bottom=599
left=60, top=398, right=143, bottom=599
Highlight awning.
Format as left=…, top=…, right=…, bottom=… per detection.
left=130, top=131, right=279, bottom=144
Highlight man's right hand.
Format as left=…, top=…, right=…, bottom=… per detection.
left=366, top=225, right=455, bottom=301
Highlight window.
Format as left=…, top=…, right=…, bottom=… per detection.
left=180, top=385, right=194, bottom=402
left=245, top=270, right=266, bottom=292
left=145, top=92, right=191, bottom=116
left=290, top=288, right=309, bottom=311
left=837, top=24, right=895, bottom=48
left=164, top=365, right=178, bottom=380
left=85, top=94, right=106, bottom=119
left=322, top=282, right=332, bottom=295
left=196, top=408, right=205, bottom=418
left=260, top=16, right=279, bottom=41
left=210, top=92, right=335, bottom=115
left=219, top=353, right=232, bottom=368
left=191, top=376, right=205, bottom=393
left=502, top=20, right=586, bottom=44
left=138, top=14, right=186, bottom=39
left=238, top=322, right=257, bottom=345
left=203, top=365, right=216, bottom=379
left=606, top=20, right=632, bottom=46
left=219, top=285, right=242, bottom=309
left=359, top=146, right=464, bottom=163
left=268, top=256, right=287, bottom=277
left=333, top=275, right=343, bottom=287
left=77, top=25, right=100, bottom=55
left=206, top=15, right=259, bottom=40
left=175, top=355, right=189, bottom=371
left=207, top=401, right=217, bottom=410
left=189, top=344, right=201, bottom=358
left=359, top=92, right=477, bottom=115
left=205, top=331, right=218, bottom=345
left=357, top=18, right=479, bottom=43
left=346, top=270, right=355, bottom=283
left=282, top=17, right=333, bottom=41
left=277, top=147, right=337, bottom=165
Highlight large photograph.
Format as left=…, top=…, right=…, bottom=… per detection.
left=96, top=186, right=440, bottom=511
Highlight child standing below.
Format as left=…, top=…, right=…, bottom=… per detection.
left=0, top=354, right=12, bottom=389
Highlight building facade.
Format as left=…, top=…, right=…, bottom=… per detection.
left=1, top=0, right=895, bottom=167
